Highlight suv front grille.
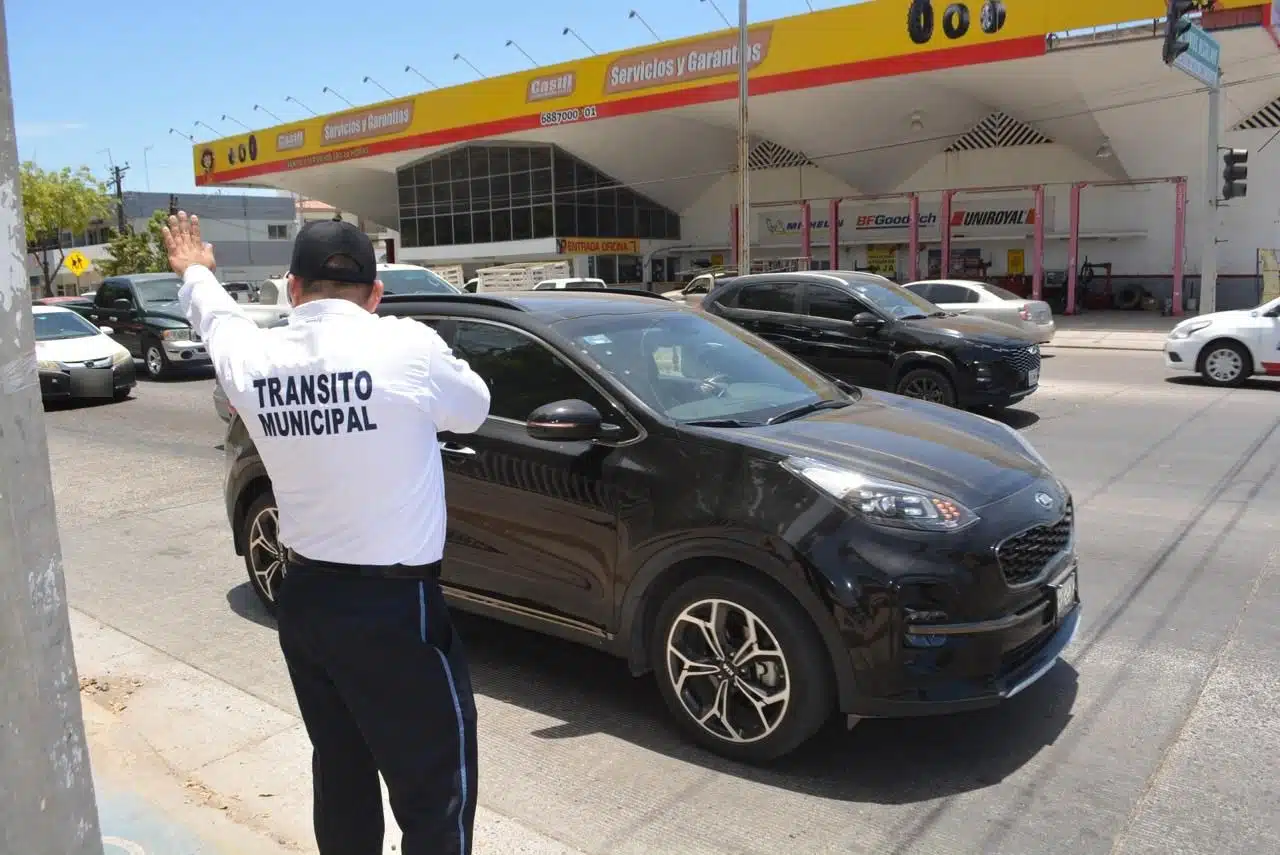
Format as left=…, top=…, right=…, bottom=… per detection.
left=996, top=501, right=1073, bottom=586
left=997, top=345, right=1041, bottom=375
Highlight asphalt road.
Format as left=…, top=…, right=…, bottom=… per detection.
left=46, top=350, right=1280, bottom=855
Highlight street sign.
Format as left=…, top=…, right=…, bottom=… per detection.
left=1173, top=23, right=1220, bottom=87
left=65, top=250, right=89, bottom=277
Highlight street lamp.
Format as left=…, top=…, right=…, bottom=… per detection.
left=142, top=145, right=153, bottom=191
left=363, top=75, right=396, bottom=98
left=405, top=65, right=438, bottom=88
left=505, top=39, right=537, bottom=67
left=453, top=53, right=486, bottom=78
left=628, top=9, right=660, bottom=40
left=284, top=95, right=317, bottom=116
left=221, top=114, right=251, bottom=131
left=253, top=104, right=283, bottom=123
left=322, top=86, right=355, bottom=108
left=193, top=120, right=219, bottom=138
left=562, top=26, right=596, bottom=54
left=168, top=128, right=195, bottom=143
left=701, top=0, right=732, bottom=27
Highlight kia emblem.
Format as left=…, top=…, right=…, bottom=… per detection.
left=1034, top=492, right=1054, bottom=509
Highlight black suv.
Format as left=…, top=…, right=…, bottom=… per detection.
left=223, top=291, right=1079, bottom=762
left=702, top=271, right=1041, bottom=409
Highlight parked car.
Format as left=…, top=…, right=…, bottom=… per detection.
left=34, top=306, right=136, bottom=402
left=223, top=281, right=259, bottom=303
left=532, top=277, right=607, bottom=290
left=223, top=290, right=1079, bottom=763
left=379, top=263, right=462, bottom=296
left=701, top=271, right=1041, bottom=409
left=34, top=295, right=94, bottom=307
left=1164, top=295, right=1280, bottom=386
left=65, top=273, right=209, bottom=379
left=662, top=272, right=734, bottom=307
left=903, top=279, right=1056, bottom=344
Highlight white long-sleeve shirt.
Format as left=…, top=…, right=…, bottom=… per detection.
left=179, top=265, right=491, bottom=565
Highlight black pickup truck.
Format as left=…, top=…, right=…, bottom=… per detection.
left=66, top=273, right=211, bottom=379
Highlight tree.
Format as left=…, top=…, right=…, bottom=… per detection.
left=19, top=161, right=113, bottom=297
left=98, top=211, right=171, bottom=276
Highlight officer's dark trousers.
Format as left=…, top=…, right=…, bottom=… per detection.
left=276, top=562, right=478, bottom=855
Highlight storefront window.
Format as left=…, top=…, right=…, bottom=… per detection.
left=396, top=143, right=681, bottom=248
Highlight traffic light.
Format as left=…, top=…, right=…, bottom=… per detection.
left=1163, top=0, right=1198, bottom=65
left=1222, top=148, right=1248, bottom=200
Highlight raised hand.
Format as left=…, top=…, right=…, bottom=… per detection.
left=161, top=211, right=217, bottom=277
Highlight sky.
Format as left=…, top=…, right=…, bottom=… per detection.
left=7, top=0, right=838, bottom=198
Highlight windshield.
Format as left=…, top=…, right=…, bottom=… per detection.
left=380, top=268, right=458, bottom=295
left=848, top=278, right=938, bottom=319
left=555, top=310, right=849, bottom=425
left=982, top=283, right=1022, bottom=301
left=34, top=311, right=100, bottom=341
left=134, top=278, right=182, bottom=304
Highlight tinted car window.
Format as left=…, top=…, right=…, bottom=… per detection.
left=846, top=279, right=936, bottom=319
left=134, top=278, right=183, bottom=304
left=97, top=282, right=130, bottom=305
left=806, top=285, right=862, bottom=321
left=34, top=311, right=99, bottom=340
left=556, top=309, right=847, bottom=425
left=379, top=268, right=458, bottom=295
left=451, top=321, right=622, bottom=426
left=929, top=284, right=979, bottom=304
left=736, top=282, right=801, bottom=314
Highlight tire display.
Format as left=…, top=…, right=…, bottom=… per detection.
left=908, top=0, right=934, bottom=44
left=980, top=0, right=1006, bottom=34
left=942, top=3, right=970, bottom=39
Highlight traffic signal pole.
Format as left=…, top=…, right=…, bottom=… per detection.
left=0, top=0, right=105, bottom=850
left=1202, top=74, right=1221, bottom=315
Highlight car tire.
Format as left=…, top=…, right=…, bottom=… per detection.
left=112, top=387, right=132, bottom=402
left=650, top=572, right=834, bottom=764
left=1198, top=340, right=1250, bottom=388
left=896, top=367, right=957, bottom=407
left=143, top=340, right=170, bottom=380
left=241, top=491, right=284, bottom=615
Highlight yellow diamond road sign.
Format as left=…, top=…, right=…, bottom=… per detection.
left=65, top=250, right=89, bottom=277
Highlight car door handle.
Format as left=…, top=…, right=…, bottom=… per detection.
left=440, top=442, right=476, bottom=456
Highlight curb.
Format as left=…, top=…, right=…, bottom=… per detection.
left=71, top=609, right=590, bottom=855
left=1044, top=343, right=1164, bottom=353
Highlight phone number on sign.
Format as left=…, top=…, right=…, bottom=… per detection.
left=540, top=105, right=598, bottom=127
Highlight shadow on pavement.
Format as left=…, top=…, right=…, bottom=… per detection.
left=43, top=395, right=133, bottom=412
left=136, top=366, right=217, bottom=383
left=1164, top=375, right=1279, bottom=392
left=988, top=408, right=1040, bottom=430
left=226, top=582, right=277, bottom=630
left=225, top=583, right=1077, bottom=802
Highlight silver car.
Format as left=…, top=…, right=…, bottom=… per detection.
left=903, top=279, right=1056, bottom=344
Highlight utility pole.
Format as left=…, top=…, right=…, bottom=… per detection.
left=108, top=163, right=129, bottom=234
left=0, top=0, right=105, bottom=850
left=736, top=0, right=751, bottom=274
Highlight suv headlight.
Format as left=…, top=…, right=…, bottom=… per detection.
left=781, top=457, right=978, bottom=533
left=160, top=328, right=193, bottom=343
left=1169, top=319, right=1211, bottom=340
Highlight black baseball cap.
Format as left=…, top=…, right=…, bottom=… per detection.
left=289, top=219, right=377, bottom=285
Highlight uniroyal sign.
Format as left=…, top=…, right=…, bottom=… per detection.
left=758, top=198, right=1056, bottom=242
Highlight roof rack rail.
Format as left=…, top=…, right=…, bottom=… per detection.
left=568, top=286, right=670, bottom=300
left=376, top=293, right=527, bottom=311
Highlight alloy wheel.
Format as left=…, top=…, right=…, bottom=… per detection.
left=1204, top=347, right=1243, bottom=383
left=664, top=598, right=791, bottom=744
left=902, top=375, right=944, bottom=402
left=247, top=505, right=284, bottom=603
left=145, top=346, right=165, bottom=378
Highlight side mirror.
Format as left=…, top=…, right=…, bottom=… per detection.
left=853, top=311, right=884, bottom=328
left=526, top=399, right=603, bottom=442
left=111, top=298, right=132, bottom=311
left=98, top=326, right=114, bottom=336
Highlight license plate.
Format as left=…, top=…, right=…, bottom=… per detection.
left=1053, top=570, right=1077, bottom=622
left=69, top=366, right=113, bottom=398
left=1028, top=368, right=1040, bottom=387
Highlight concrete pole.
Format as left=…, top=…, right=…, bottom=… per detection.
left=0, top=0, right=105, bottom=850
left=735, top=0, right=751, bottom=274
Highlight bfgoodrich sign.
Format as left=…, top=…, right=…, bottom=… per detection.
left=757, top=197, right=1057, bottom=244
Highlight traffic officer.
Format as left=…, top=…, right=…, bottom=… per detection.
left=164, top=212, right=490, bottom=855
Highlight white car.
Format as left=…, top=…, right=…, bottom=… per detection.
left=1164, top=297, right=1280, bottom=386
left=903, top=279, right=1056, bottom=344
left=662, top=272, right=734, bottom=307
left=532, top=277, right=606, bottom=290
left=33, top=306, right=136, bottom=402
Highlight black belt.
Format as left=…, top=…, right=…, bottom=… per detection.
left=283, top=548, right=442, bottom=580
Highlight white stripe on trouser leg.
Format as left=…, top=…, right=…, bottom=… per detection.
left=420, top=581, right=470, bottom=852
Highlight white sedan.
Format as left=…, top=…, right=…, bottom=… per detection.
left=903, top=279, right=1056, bottom=343
left=1164, top=297, right=1280, bottom=386
left=34, top=306, right=136, bottom=402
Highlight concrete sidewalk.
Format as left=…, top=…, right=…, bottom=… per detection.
left=1044, top=329, right=1166, bottom=352
left=75, top=609, right=588, bottom=855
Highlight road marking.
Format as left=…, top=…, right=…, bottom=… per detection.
left=102, top=837, right=146, bottom=854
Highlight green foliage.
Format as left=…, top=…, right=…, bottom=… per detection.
left=19, top=161, right=113, bottom=295
left=99, top=211, right=172, bottom=276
